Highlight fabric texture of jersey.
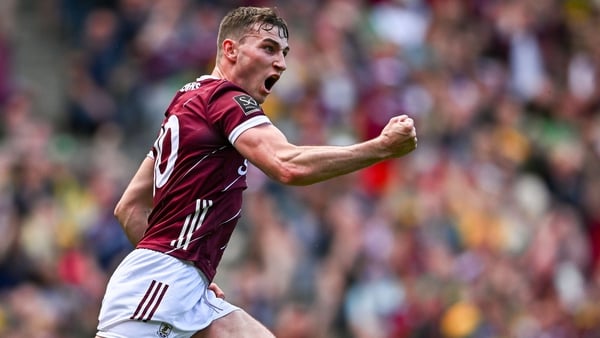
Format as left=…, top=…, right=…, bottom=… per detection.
left=97, top=248, right=240, bottom=337
left=137, top=76, right=271, bottom=281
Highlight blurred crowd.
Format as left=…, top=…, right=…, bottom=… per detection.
left=1, top=0, right=600, bottom=337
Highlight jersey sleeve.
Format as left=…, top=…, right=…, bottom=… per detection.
left=207, top=85, right=272, bottom=144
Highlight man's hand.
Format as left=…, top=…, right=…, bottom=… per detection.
left=209, top=282, right=225, bottom=299
left=378, top=115, right=417, bottom=158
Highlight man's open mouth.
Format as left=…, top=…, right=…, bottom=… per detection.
left=265, top=75, right=279, bottom=91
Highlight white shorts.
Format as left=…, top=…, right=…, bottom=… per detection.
left=97, top=248, right=239, bottom=338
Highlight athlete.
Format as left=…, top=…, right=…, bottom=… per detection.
left=96, top=6, right=417, bottom=338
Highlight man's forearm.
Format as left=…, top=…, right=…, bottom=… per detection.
left=277, top=140, right=387, bottom=185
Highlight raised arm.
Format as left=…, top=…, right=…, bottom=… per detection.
left=114, top=156, right=154, bottom=245
left=234, top=115, right=417, bottom=186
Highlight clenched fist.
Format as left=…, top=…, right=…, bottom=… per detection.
left=378, top=115, right=418, bottom=158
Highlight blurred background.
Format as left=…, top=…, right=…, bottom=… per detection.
left=1, top=0, right=600, bottom=337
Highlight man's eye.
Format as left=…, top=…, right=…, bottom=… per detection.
left=264, top=46, right=275, bottom=53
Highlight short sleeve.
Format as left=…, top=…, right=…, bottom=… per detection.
left=207, top=85, right=272, bottom=145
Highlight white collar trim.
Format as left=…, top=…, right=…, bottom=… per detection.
left=197, top=75, right=220, bottom=81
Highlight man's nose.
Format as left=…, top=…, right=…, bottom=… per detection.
left=274, top=53, right=287, bottom=72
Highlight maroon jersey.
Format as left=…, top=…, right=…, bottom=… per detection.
left=137, top=76, right=271, bottom=281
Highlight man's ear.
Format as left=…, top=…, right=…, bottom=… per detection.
left=222, top=39, right=237, bottom=62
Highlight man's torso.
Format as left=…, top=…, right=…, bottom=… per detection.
left=137, top=76, right=270, bottom=280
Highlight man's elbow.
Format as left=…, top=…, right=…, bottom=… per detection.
left=113, top=200, right=129, bottom=226
left=269, top=165, right=312, bottom=186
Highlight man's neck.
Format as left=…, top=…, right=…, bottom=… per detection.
left=211, top=66, right=226, bottom=80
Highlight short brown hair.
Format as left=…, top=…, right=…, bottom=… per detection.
left=216, top=7, right=288, bottom=55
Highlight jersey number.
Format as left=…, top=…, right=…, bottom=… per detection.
left=153, top=115, right=179, bottom=190
left=153, top=115, right=214, bottom=251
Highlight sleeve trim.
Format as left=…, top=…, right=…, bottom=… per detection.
left=228, top=116, right=272, bottom=144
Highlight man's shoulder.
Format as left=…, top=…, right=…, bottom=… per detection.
left=199, top=79, right=260, bottom=112
left=180, top=76, right=242, bottom=93
left=177, top=77, right=220, bottom=95
left=172, top=77, right=264, bottom=122
left=177, top=77, right=247, bottom=102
